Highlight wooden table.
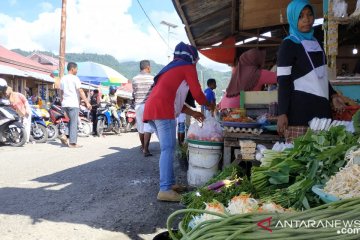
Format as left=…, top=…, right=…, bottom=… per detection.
left=222, top=132, right=283, bottom=169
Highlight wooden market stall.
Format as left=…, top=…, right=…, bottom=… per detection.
left=0, top=45, right=55, bottom=102
left=173, top=0, right=360, bottom=169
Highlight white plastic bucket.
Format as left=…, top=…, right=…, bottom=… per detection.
left=187, top=143, right=222, bottom=187
left=187, top=165, right=218, bottom=187
left=188, top=146, right=222, bottom=168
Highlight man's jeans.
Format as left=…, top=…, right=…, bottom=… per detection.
left=149, top=119, right=176, bottom=191
left=63, top=107, right=79, bottom=145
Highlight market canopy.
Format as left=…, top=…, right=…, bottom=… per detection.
left=52, top=61, right=128, bottom=86
left=172, top=0, right=358, bottom=65
left=76, top=62, right=128, bottom=86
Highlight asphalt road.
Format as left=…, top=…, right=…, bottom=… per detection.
left=0, top=132, right=187, bottom=240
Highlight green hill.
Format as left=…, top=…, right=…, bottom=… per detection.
left=12, top=49, right=231, bottom=100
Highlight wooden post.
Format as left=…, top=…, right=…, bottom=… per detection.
left=57, top=0, right=67, bottom=90
left=325, top=0, right=338, bottom=80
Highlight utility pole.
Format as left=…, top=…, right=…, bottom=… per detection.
left=58, top=0, right=67, bottom=89
left=160, top=21, right=178, bottom=62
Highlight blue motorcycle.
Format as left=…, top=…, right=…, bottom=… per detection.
left=30, top=106, right=48, bottom=143
left=96, top=102, right=121, bottom=137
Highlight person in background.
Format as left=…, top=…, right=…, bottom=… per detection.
left=102, top=85, right=120, bottom=121
left=176, top=113, right=186, bottom=146
left=143, top=42, right=214, bottom=202
left=5, top=86, right=32, bottom=143
left=218, top=48, right=277, bottom=109
left=90, top=89, right=100, bottom=135
left=0, top=78, right=7, bottom=100
left=132, top=60, right=155, bottom=157
left=202, top=78, right=217, bottom=117
left=60, top=62, right=92, bottom=148
left=276, top=0, right=345, bottom=142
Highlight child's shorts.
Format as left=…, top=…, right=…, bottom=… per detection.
left=178, top=122, right=185, bottom=133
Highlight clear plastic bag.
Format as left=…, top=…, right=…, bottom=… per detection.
left=187, top=117, right=223, bottom=142
left=333, top=0, right=348, bottom=17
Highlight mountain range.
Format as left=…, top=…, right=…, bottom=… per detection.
left=12, top=49, right=231, bottom=99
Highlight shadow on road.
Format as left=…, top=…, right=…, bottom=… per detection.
left=0, top=143, right=187, bottom=240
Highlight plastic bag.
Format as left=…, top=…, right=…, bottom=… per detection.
left=333, top=0, right=348, bottom=17
left=187, top=117, right=223, bottom=142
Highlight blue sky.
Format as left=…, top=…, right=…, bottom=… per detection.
left=1, top=0, right=175, bottom=26
left=0, top=0, right=59, bottom=21
left=0, top=0, right=229, bottom=71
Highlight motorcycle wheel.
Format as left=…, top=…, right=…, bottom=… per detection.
left=120, top=117, right=127, bottom=133
left=113, top=119, right=121, bottom=134
left=97, top=119, right=105, bottom=137
left=6, top=125, right=27, bottom=147
left=78, top=120, right=91, bottom=137
left=31, top=124, right=48, bottom=143
left=56, top=123, right=67, bottom=136
left=47, top=124, right=58, bottom=141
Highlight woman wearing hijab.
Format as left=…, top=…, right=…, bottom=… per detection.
left=277, top=0, right=345, bottom=142
left=143, top=42, right=213, bottom=202
left=218, top=48, right=277, bottom=109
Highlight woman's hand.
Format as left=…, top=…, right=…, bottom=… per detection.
left=277, top=114, right=288, bottom=136
left=332, top=94, right=346, bottom=112
left=192, top=111, right=205, bottom=123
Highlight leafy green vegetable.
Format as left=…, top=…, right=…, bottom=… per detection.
left=353, top=109, right=360, bottom=134
left=251, top=126, right=359, bottom=209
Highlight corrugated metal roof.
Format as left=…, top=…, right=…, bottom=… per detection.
left=172, top=0, right=358, bottom=55
left=0, top=65, right=28, bottom=77
left=0, top=64, right=54, bottom=83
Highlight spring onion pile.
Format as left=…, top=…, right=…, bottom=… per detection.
left=167, top=197, right=360, bottom=240
left=324, top=148, right=360, bottom=199
left=260, top=149, right=289, bottom=167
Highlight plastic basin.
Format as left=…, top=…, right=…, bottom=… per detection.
left=312, top=185, right=340, bottom=203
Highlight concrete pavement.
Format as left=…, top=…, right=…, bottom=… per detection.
left=0, top=132, right=187, bottom=240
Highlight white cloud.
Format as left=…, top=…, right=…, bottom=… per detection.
left=39, top=2, right=54, bottom=12
left=0, top=0, right=230, bottom=72
left=9, top=0, right=17, bottom=6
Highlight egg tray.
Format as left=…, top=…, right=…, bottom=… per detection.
left=224, top=126, right=263, bottom=135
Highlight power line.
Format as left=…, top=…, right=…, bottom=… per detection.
left=135, top=0, right=169, bottom=48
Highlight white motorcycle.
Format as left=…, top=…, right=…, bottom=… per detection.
left=0, top=99, right=27, bottom=147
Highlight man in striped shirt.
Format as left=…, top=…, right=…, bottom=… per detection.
left=132, top=60, right=155, bottom=157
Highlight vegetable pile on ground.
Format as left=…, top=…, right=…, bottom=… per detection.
left=251, top=126, right=359, bottom=209
left=168, top=197, right=360, bottom=240
left=324, top=147, right=360, bottom=199
left=181, top=166, right=255, bottom=229
left=191, top=194, right=288, bottom=228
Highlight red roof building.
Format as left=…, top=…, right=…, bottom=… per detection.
left=0, top=46, right=54, bottom=75
left=0, top=45, right=55, bottom=100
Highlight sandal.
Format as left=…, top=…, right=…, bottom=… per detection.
left=144, top=152, right=153, bottom=157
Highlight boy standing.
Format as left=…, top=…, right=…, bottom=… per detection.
left=202, top=78, right=217, bottom=117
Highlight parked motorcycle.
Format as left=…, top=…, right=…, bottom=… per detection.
left=79, top=106, right=92, bottom=133
left=30, top=105, right=48, bottom=143
left=96, top=102, right=121, bottom=137
left=0, top=100, right=27, bottom=147
left=118, top=109, right=127, bottom=132
left=124, top=104, right=136, bottom=132
left=49, top=104, right=91, bottom=138
left=38, top=107, right=58, bottom=141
